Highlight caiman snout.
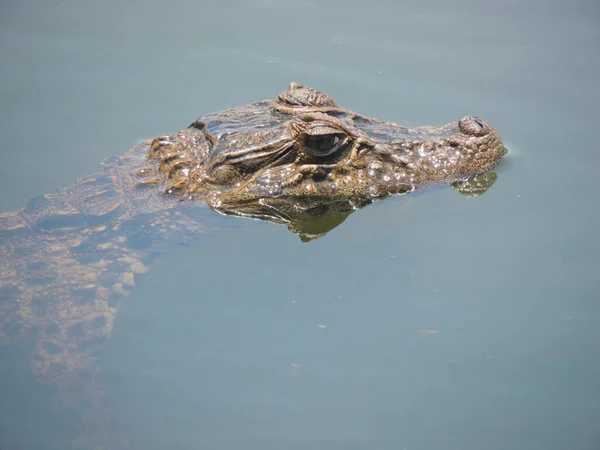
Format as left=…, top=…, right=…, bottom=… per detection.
left=459, top=116, right=490, bottom=137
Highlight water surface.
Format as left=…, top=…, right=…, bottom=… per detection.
left=1, top=0, right=599, bottom=449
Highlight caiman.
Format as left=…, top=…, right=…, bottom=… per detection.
left=0, top=83, right=506, bottom=446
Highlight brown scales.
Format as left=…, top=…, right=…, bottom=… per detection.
left=0, top=83, right=506, bottom=447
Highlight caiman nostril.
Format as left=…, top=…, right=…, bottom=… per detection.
left=459, top=116, right=489, bottom=136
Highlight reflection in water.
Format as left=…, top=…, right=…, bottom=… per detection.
left=214, top=171, right=498, bottom=242
left=0, top=84, right=505, bottom=447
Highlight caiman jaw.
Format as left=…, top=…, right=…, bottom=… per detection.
left=382, top=116, right=505, bottom=188
left=142, top=84, right=506, bottom=206
left=244, top=116, right=506, bottom=200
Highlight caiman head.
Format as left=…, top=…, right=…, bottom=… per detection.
left=144, top=82, right=506, bottom=239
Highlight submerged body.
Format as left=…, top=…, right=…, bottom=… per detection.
left=0, top=83, right=506, bottom=446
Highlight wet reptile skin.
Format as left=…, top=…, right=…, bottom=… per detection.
left=0, top=83, right=506, bottom=447
left=144, top=82, right=505, bottom=208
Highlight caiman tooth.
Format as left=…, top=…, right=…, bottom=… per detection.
left=149, top=135, right=177, bottom=158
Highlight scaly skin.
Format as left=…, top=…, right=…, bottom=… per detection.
left=0, top=83, right=506, bottom=448
left=145, top=82, right=505, bottom=208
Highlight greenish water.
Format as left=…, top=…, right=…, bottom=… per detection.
left=1, top=1, right=599, bottom=449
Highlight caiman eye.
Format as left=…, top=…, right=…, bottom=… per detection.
left=304, top=133, right=346, bottom=157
